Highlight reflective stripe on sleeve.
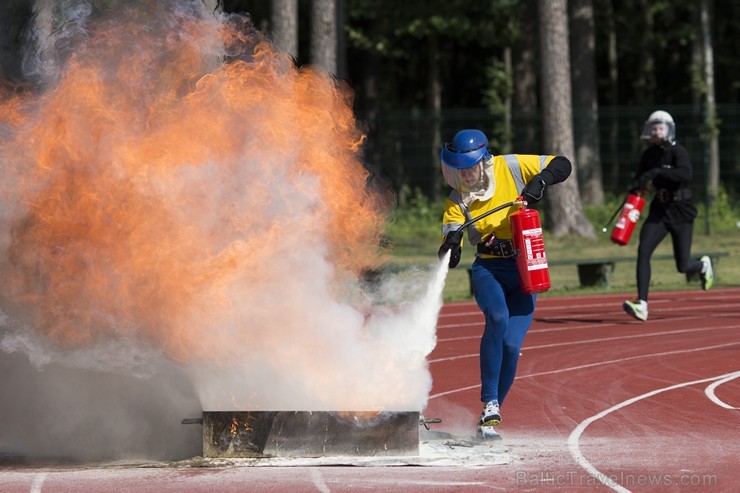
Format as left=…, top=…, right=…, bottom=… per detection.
left=503, top=154, right=525, bottom=194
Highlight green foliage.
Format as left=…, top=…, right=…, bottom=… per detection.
left=698, top=186, right=740, bottom=233
left=345, top=0, right=523, bottom=110
left=384, top=186, right=444, bottom=246
left=385, top=190, right=740, bottom=302
left=582, top=193, right=630, bottom=233
left=582, top=189, right=740, bottom=235
left=385, top=188, right=740, bottom=254
left=482, top=59, right=512, bottom=152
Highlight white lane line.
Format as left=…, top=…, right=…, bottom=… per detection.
left=428, top=342, right=739, bottom=400
left=437, top=302, right=740, bottom=330
left=437, top=314, right=693, bottom=337
left=436, top=316, right=729, bottom=343
left=430, top=324, right=740, bottom=363
left=705, top=373, right=740, bottom=409
left=437, top=289, right=740, bottom=317
left=435, top=301, right=621, bottom=319
left=30, top=473, right=47, bottom=493
left=568, top=371, right=740, bottom=493
left=437, top=292, right=740, bottom=319
left=310, top=469, right=331, bottom=493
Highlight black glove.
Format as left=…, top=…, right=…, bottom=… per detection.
left=631, top=168, right=661, bottom=193
left=438, top=229, right=463, bottom=268
left=521, top=174, right=547, bottom=203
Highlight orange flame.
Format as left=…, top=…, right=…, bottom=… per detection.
left=0, top=7, right=389, bottom=362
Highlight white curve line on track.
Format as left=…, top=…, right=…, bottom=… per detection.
left=429, top=324, right=740, bottom=363
left=428, top=341, right=739, bottom=400
left=704, top=373, right=740, bottom=409
left=29, top=473, right=47, bottom=493
left=567, top=371, right=740, bottom=493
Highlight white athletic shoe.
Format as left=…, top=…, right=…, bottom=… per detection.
left=623, top=299, right=648, bottom=321
left=476, top=424, right=502, bottom=441
left=700, top=256, right=714, bottom=291
left=476, top=400, right=503, bottom=440
left=479, top=400, right=502, bottom=427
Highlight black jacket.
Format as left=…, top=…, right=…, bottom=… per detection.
left=632, top=142, right=697, bottom=224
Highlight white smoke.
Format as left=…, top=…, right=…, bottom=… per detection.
left=188, top=260, right=449, bottom=412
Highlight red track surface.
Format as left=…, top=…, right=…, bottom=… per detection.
left=425, top=287, right=740, bottom=491
left=1, top=288, right=738, bottom=492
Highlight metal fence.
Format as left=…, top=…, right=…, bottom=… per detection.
left=360, top=104, right=740, bottom=204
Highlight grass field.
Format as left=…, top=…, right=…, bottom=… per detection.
left=383, top=227, right=740, bottom=302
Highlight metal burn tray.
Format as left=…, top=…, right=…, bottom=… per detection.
left=184, top=411, right=420, bottom=458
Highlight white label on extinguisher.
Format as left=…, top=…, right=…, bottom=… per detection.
left=615, top=203, right=634, bottom=229
left=522, top=228, right=548, bottom=271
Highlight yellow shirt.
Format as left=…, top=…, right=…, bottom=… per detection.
left=441, top=154, right=557, bottom=258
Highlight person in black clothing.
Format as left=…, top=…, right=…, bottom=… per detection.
left=622, top=110, right=714, bottom=322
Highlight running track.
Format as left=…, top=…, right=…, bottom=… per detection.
left=424, top=287, right=740, bottom=491
left=1, top=288, right=738, bottom=492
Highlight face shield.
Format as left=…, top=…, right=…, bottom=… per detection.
left=640, top=113, right=676, bottom=145
left=441, top=156, right=493, bottom=195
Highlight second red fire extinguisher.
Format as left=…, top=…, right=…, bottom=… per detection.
left=610, top=193, right=645, bottom=246
left=510, top=202, right=550, bottom=294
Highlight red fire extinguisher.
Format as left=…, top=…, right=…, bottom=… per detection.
left=610, top=193, right=645, bottom=246
left=510, top=201, right=550, bottom=294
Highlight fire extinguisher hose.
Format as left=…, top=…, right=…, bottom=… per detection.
left=600, top=196, right=628, bottom=233
left=458, top=199, right=526, bottom=231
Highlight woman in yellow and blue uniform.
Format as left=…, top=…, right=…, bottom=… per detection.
left=437, top=129, right=571, bottom=440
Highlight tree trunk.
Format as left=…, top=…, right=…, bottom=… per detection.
left=691, top=22, right=703, bottom=109
left=335, top=0, right=347, bottom=80
left=310, top=0, right=337, bottom=75
left=537, top=0, right=595, bottom=238
left=570, top=0, right=603, bottom=206
left=427, top=33, right=441, bottom=199
left=502, top=46, right=513, bottom=154
left=201, top=0, right=221, bottom=14
left=634, top=0, right=655, bottom=104
left=24, top=0, right=56, bottom=86
left=513, top=0, right=538, bottom=147
left=201, top=0, right=223, bottom=72
left=270, top=0, right=298, bottom=60
left=700, top=0, right=719, bottom=207
left=600, top=0, right=621, bottom=187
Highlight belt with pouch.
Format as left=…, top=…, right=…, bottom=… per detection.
left=657, top=188, right=692, bottom=203
left=477, top=239, right=515, bottom=258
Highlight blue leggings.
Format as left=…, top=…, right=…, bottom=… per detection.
left=471, top=257, right=535, bottom=405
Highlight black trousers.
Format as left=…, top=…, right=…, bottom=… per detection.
left=636, top=211, right=703, bottom=301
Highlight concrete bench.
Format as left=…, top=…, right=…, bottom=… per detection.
left=464, top=251, right=729, bottom=293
